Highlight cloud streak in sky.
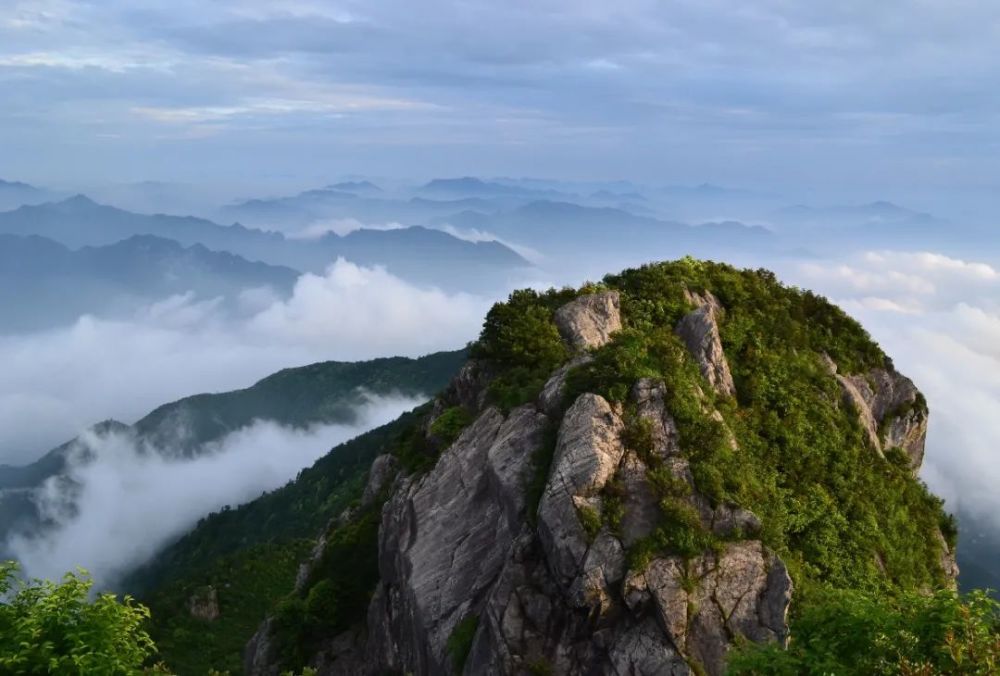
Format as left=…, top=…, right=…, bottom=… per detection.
left=5, top=1, right=1000, bottom=197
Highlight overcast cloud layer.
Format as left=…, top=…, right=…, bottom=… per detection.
left=3, top=1, right=1000, bottom=208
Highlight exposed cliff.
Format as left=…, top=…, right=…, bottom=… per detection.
left=243, top=260, right=956, bottom=676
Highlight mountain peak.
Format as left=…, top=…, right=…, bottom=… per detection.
left=237, top=259, right=954, bottom=676
left=57, top=194, right=100, bottom=209
left=423, top=176, right=485, bottom=189
left=327, top=180, right=383, bottom=193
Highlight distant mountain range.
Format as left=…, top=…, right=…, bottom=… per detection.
left=327, top=180, right=383, bottom=195
left=772, top=200, right=944, bottom=229
left=221, top=186, right=512, bottom=231
left=433, top=199, right=773, bottom=261
left=0, top=178, right=59, bottom=211
left=0, top=196, right=529, bottom=293
left=419, top=176, right=572, bottom=200
left=761, top=201, right=994, bottom=256
left=0, top=233, right=299, bottom=332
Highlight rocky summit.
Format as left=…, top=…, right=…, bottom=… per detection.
left=236, top=260, right=957, bottom=676
left=224, top=260, right=955, bottom=675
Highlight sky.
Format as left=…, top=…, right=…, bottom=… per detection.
left=4, top=1, right=1000, bottom=204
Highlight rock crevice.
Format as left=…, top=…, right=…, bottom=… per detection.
left=676, top=290, right=736, bottom=399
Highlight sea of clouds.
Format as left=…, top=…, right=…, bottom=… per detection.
left=0, top=259, right=491, bottom=462
left=8, top=393, right=423, bottom=587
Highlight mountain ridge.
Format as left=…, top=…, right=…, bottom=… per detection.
left=0, top=197, right=529, bottom=292
left=0, top=232, right=300, bottom=332
left=0, top=350, right=467, bottom=570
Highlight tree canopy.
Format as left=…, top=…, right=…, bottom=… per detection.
left=0, top=562, right=163, bottom=675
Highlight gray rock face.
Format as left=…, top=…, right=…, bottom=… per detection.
left=554, top=291, right=623, bottom=351
left=244, top=618, right=277, bottom=676
left=538, top=393, right=626, bottom=588
left=367, top=406, right=550, bottom=675
left=256, top=373, right=796, bottom=676
left=295, top=454, right=401, bottom=594
left=837, top=373, right=884, bottom=454
left=466, top=529, right=688, bottom=676
left=570, top=531, right=626, bottom=612
left=450, top=359, right=491, bottom=411
left=241, top=277, right=952, bottom=676
left=639, top=542, right=792, bottom=676
left=835, top=366, right=928, bottom=468
left=619, top=450, right=661, bottom=548
left=617, top=380, right=685, bottom=547
left=631, top=378, right=681, bottom=458
left=609, top=616, right=690, bottom=676
left=187, top=585, right=220, bottom=622
left=676, top=291, right=736, bottom=398
left=538, top=354, right=593, bottom=416
left=312, top=628, right=367, bottom=675
left=361, top=454, right=399, bottom=507
left=709, top=503, right=763, bottom=538
left=936, top=530, right=961, bottom=586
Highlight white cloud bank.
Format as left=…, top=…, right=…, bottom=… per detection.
left=8, top=392, right=424, bottom=587
left=0, top=259, right=492, bottom=463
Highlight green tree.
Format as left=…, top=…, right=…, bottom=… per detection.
left=728, top=588, right=1000, bottom=675
left=0, top=562, right=162, bottom=674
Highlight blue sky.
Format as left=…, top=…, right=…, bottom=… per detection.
left=3, top=1, right=1000, bottom=200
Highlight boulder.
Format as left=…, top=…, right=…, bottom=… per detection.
left=554, top=291, right=622, bottom=351
left=640, top=542, right=792, bottom=676
left=538, top=393, right=625, bottom=587
left=367, top=406, right=549, bottom=674
left=835, top=365, right=928, bottom=469
left=631, top=378, right=681, bottom=458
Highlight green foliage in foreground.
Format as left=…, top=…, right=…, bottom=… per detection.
left=729, top=588, right=1000, bottom=675
left=0, top=562, right=162, bottom=674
